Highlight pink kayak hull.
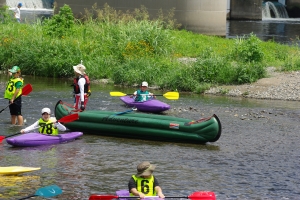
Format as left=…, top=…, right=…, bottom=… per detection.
left=6, top=132, right=83, bottom=147
left=120, top=96, right=170, bottom=113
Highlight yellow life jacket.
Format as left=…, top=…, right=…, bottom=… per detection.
left=38, top=118, right=58, bottom=135
left=130, top=175, right=156, bottom=196
left=4, top=77, right=23, bottom=100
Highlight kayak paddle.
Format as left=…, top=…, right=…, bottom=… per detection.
left=110, top=91, right=179, bottom=100
left=17, top=184, right=62, bottom=200
left=0, top=113, right=79, bottom=142
left=114, top=108, right=137, bottom=115
left=89, top=191, right=216, bottom=200
left=0, top=83, right=33, bottom=113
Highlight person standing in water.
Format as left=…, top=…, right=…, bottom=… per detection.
left=4, top=66, right=24, bottom=125
left=73, top=63, right=91, bottom=111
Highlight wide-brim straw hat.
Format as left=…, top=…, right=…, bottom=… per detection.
left=136, top=161, right=156, bottom=177
left=73, top=64, right=86, bottom=75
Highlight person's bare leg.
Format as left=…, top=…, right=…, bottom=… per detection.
left=11, top=115, right=17, bottom=125
left=17, top=115, right=23, bottom=125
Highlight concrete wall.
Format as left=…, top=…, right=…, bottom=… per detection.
left=286, top=0, right=300, bottom=17
left=55, top=0, right=226, bottom=36
left=0, top=0, right=6, bottom=7
left=230, top=0, right=262, bottom=20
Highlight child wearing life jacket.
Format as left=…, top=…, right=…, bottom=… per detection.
left=131, top=81, right=156, bottom=102
left=128, top=161, right=165, bottom=198
left=21, top=108, right=66, bottom=135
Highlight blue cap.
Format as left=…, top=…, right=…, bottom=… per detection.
left=18, top=3, right=22, bottom=7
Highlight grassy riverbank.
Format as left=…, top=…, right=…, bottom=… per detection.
left=1, top=4, right=300, bottom=93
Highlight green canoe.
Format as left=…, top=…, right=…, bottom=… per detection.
left=55, top=100, right=222, bottom=144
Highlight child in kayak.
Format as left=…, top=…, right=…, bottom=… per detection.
left=21, top=108, right=66, bottom=135
left=131, top=81, right=156, bottom=102
left=128, top=161, right=165, bottom=198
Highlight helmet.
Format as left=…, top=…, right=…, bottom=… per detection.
left=41, top=108, right=51, bottom=115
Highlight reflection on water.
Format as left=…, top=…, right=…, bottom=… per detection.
left=0, top=175, right=41, bottom=198
left=227, top=19, right=300, bottom=45
left=0, top=74, right=299, bottom=199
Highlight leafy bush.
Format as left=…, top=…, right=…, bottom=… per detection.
left=231, top=33, right=264, bottom=63
left=0, top=5, right=14, bottom=24
left=43, top=4, right=75, bottom=37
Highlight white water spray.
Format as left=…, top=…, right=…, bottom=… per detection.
left=262, top=1, right=289, bottom=18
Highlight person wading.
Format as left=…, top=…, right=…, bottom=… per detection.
left=4, top=66, right=24, bottom=125
left=73, top=64, right=91, bottom=111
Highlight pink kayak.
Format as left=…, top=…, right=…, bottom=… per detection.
left=120, top=96, right=170, bottom=113
left=6, top=132, right=83, bottom=147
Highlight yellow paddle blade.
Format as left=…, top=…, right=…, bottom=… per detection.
left=110, top=91, right=179, bottom=100
left=110, top=92, right=127, bottom=96
left=162, top=92, right=179, bottom=100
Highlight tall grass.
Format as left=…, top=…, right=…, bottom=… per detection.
left=1, top=4, right=299, bottom=93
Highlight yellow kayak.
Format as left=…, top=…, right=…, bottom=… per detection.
left=0, top=166, right=41, bottom=175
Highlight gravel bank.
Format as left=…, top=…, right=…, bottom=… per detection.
left=205, top=68, right=300, bottom=101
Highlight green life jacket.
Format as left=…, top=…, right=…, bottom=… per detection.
left=135, top=90, right=150, bottom=102
left=130, top=175, right=156, bottom=196
left=38, top=118, right=58, bottom=135
left=4, top=77, right=23, bottom=100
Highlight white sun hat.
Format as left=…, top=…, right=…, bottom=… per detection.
left=141, top=81, right=148, bottom=87
left=41, top=108, right=51, bottom=115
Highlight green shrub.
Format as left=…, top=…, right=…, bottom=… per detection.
left=235, top=62, right=266, bottom=84
left=43, top=4, right=75, bottom=37
left=231, top=33, right=264, bottom=63
left=0, top=5, right=14, bottom=24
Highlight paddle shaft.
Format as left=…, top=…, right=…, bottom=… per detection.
left=119, top=196, right=190, bottom=198
left=18, top=194, right=37, bottom=200
left=89, top=191, right=216, bottom=200
left=89, top=196, right=210, bottom=200
left=0, top=95, right=22, bottom=113
left=0, top=84, right=33, bottom=113
left=110, top=91, right=179, bottom=100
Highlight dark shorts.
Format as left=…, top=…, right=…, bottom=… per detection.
left=9, top=97, right=22, bottom=116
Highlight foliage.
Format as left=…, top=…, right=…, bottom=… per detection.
left=0, top=5, right=14, bottom=24
left=1, top=4, right=300, bottom=93
left=230, top=33, right=264, bottom=63
left=43, top=4, right=75, bottom=37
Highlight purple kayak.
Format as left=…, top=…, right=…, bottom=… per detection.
left=120, top=96, right=170, bottom=113
left=6, top=132, right=83, bottom=147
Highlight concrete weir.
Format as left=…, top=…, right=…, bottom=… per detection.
left=1, top=0, right=226, bottom=36
left=55, top=0, right=226, bottom=36
left=229, top=0, right=262, bottom=20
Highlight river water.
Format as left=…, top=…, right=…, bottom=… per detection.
left=0, top=75, right=299, bottom=199
left=227, top=19, right=300, bottom=45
